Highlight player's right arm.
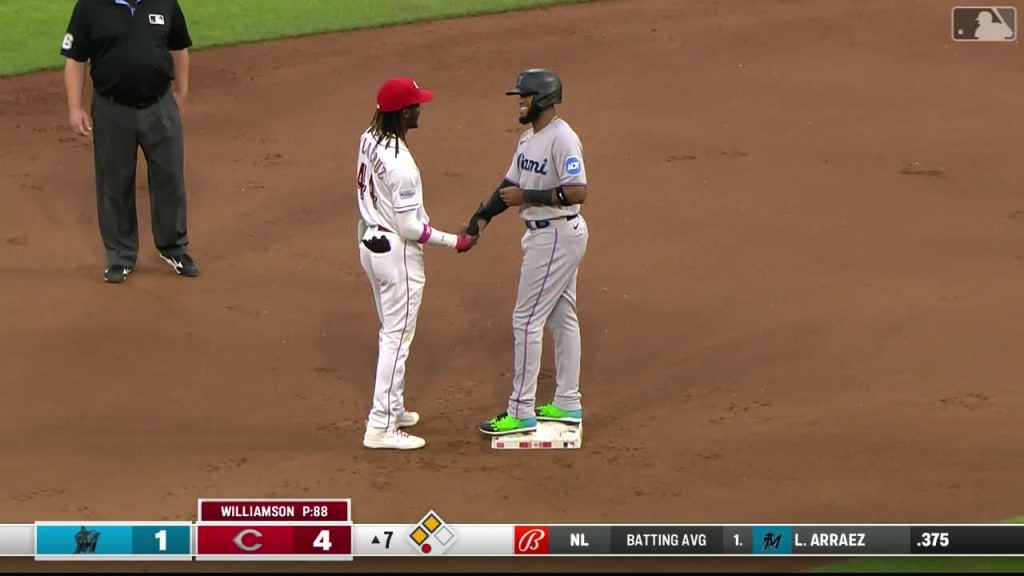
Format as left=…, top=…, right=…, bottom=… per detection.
left=393, top=171, right=472, bottom=251
left=464, top=145, right=524, bottom=235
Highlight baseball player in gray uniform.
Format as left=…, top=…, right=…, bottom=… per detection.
left=464, top=68, right=590, bottom=436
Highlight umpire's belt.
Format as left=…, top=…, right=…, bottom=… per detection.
left=102, top=85, right=169, bottom=109
left=525, top=214, right=578, bottom=230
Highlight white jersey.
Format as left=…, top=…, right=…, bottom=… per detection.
left=356, top=128, right=429, bottom=234
left=504, top=117, right=587, bottom=221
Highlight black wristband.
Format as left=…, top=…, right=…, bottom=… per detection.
left=523, top=188, right=552, bottom=205
left=466, top=179, right=516, bottom=235
left=556, top=186, right=571, bottom=206
left=481, top=181, right=512, bottom=218
left=522, top=186, right=570, bottom=206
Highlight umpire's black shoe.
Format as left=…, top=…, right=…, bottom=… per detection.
left=103, top=265, right=133, bottom=284
left=159, top=252, right=200, bottom=277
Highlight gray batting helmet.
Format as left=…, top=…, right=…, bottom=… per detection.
left=505, top=68, right=562, bottom=109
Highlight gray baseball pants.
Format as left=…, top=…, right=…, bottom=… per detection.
left=90, top=88, right=189, bottom=268
left=506, top=214, right=589, bottom=420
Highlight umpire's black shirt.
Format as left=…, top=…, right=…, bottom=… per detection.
left=61, top=0, right=192, bottom=107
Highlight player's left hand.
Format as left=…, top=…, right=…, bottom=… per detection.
left=499, top=186, right=524, bottom=206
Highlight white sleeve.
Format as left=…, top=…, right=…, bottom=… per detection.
left=393, top=169, right=423, bottom=213
left=396, top=208, right=459, bottom=248
left=552, top=130, right=587, bottom=186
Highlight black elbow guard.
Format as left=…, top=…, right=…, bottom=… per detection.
left=480, top=182, right=512, bottom=218
left=465, top=203, right=487, bottom=237
left=466, top=179, right=514, bottom=235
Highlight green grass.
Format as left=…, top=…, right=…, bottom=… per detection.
left=809, top=517, right=1024, bottom=573
left=0, top=0, right=591, bottom=77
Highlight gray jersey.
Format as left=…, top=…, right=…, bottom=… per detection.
left=504, top=117, right=587, bottom=221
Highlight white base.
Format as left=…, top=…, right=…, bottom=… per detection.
left=490, top=421, right=582, bottom=450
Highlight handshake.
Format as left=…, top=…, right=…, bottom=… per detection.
left=454, top=218, right=485, bottom=254
left=451, top=183, right=522, bottom=254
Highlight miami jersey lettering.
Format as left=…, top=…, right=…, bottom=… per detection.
left=505, top=118, right=587, bottom=221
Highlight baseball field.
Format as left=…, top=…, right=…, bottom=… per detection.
left=1, top=0, right=1022, bottom=572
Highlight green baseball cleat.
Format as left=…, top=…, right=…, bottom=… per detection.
left=536, top=403, right=583, bottom=423
left=479, top=413, right=538, bottom=436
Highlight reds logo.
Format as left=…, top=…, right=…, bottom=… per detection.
left=514, top=526, right=549, bottom=554
left=233, top=529, right=263, bottom=551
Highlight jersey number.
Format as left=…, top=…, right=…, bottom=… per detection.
left=357, top=162, right=378, bottom=208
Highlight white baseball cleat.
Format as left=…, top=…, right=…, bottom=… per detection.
left=396, top=411, right=420, bottom=428
left=363, top=428, right=425, bottom=450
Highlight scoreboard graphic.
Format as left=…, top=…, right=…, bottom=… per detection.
left=34, top=522, right=192, bottom=560
left=407, top=510, right=457, bottom=555
left=194, top=498, right=353, bottom=561
left=2, top=499, right=1023, bottom=561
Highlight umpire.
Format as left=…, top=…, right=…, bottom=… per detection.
left=61, top=0, right=199, bottom=283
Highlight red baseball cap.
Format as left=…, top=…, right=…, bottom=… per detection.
left=376, top=77, right=434, bottom=112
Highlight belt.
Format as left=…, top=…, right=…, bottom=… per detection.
left=525, top=214, right=578, bottom=230
left=102, top=86, right=168, bottom=109
left=368, top=224, right=394, bottom=234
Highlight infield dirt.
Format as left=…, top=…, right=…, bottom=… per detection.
left=1, top=0, right=1022, bottom=572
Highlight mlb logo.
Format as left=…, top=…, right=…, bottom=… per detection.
left=951, top=6, right=1016, bottom=41
left=149, top=13, right=165, bottom=25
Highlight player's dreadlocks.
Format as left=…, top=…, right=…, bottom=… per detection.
left=369, top=108, right=407, bottom=157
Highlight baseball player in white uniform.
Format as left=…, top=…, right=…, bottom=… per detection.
left=356, top=77, right=475, bottom=450
left=464, top=69, right=590, bottom=436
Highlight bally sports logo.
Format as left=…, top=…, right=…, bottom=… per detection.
left=514, top=526, right=549, bottom=554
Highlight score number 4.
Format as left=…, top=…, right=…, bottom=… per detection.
left=300, top=526, right=345, bottom=553
left=313, top=529, right=334, bottom=551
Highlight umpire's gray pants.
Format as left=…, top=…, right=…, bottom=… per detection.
left=91, top=88, right=189, bottom=268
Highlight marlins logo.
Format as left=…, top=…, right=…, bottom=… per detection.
left=751, top=526, right=792, bottom=554
left=73, top=527, right=100, bottom=554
